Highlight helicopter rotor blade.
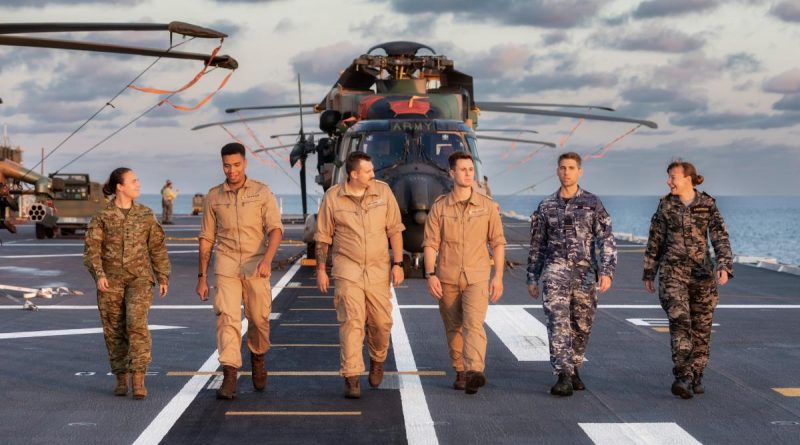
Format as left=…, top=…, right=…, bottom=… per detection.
left=477, top=128, right=539, bottom=134
left=191, top=111, right=313, bottom=131
left=477, top=101, right=615, bottom=112
left=477, top=135, right=556, bottom=148
left=270, top=131, right=323, bottom=138
left=0, top=35, right=238, bottom=69
left=478, top=104, right=658, bottom=129
left=253, top=143, right=296, bottom=153
left=0, top=21, right=228, bottom=39
left=226, top=103, right=316, bottom=113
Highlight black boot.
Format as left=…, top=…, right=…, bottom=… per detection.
left=550, top=372, right=573, bottom=397
left=692, top=374, right=704, bottom=395
left=671, top=377, right=693, bottom=399
left=464, top=371, right=486, bottom=395
left=571, top=368, right=586, bottom=391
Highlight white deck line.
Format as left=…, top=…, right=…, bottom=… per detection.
left=131, top=259, right=302, bottom=445
left=391, top=286, right=439, bottom=445
left=0, top=325, right=183, bottom=339
left=579, top=422, right=702, bottom=445
left=485, top=306, right=549, bottom=361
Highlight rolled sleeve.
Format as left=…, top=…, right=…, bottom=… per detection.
left=422, top=202, right=441, bottom=250
left=262, top=188, right=284, bottom=237
left=488, top=203, right=507, bottom=249
left=385, top=192, right=405, bottom=238
left=314, top=194, right=334, bottom=245
left=198, top=191, right=216, bottom=243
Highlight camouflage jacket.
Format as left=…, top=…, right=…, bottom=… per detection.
left=84, top=201, right=170, bottom=284
left=643, top=191, right=733, bottom=281
left=527, top=187, right=617, bottom=284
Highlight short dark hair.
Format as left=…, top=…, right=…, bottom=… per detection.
left=221, top=142, right=246, bottom=158
left=448, top=151, right=473, bottom=170
left=346, top=151, right=372, bottom=177
left=558, top=151, right=582, bottom=167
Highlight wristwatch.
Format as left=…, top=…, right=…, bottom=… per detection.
left=392, top=261, right=403, bottom=268
left=424, top=271, right=436, bottom=279
left=198, top=273, right=206, bottom=278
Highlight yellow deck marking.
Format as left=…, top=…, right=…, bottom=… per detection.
left=299, top=296, right=334, bottom=299
left=773, top=388, right=800, bottom=397
left=280, top=323, right=339, bottom=327
left=168, top=370, right=446, bottom=377
left=652, top=327, right=670, bottom=333
left=290, top=308, right=335, bottom=311
left=301, top=258, right=317, bottom=267
left=227, top=411, right=361, bottom=416
left=271, top=343, right=339, bottom=347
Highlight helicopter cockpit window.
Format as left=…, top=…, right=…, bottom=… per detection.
left=465, top=136, right=484, bottom=178
left=361, top=133, right=406, bottom=171
left=421, top=132, right=467, bottom=171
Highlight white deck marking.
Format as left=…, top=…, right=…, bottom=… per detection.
left=579, top=422, right=702, bottom=445
left=627, top=318, right=718, bottom=327
left=397, top=304, right=800, bottom=310
left=0, top=250, right=199, bottom=259
left=485, top=306, right=549, bottom=361
left=0, top=325, right=183, bottom=339
left=132, top=259, right=302, bottom=445
left=391, top=287, right=439, bottom=445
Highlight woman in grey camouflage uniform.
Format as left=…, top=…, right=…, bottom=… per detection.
left=84, top=168, right=171, bottom=399
left=643, top=161, right=733, bottom=399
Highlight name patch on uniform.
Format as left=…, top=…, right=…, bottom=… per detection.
left=243, top=192, right=261, bottom=200
left=469, top=208, right=488, bottom=216
left=367, top=199, right=385, bottom=209
left=692, top=207, right=710, bottom=213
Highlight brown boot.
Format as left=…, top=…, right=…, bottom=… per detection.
left=344, top=376, right=361, bottom=399
left=114, top=373, right=128, bottom=396
left=368, top=360, right=384, bottom=388
left=216, top=366, right=238, bottom=400
left=465, top=371, right=486, bottom=395
left=251, top=353, right=267, bottom=391
left=132, top=372, right=147, bottom=399
left=453, top=371, right=467, bottom=390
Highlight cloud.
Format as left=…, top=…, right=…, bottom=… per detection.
left=773, top=93, right=800, bottom=111
left=619, top=86, right=708, bottom=114
left=0, top=0, right=143, bottom=6
left=289, top=42, right=360, bottom=85
left=385, top=0, right=607, bottom=29
left=632, top=0, right=719, bottom=18
left=542, top=31, right=570, bottom=46
left=458, top=44, right=534, bottom=79
left=763, top=68, right=800, bottom=94
left=724, top=52, right=760, bottom=74
left=349, top=14, right=439, bottom=40
left=770, top=1, right=800, bottom=22
left=273, top=18, right=296, bottom=33
left=598, top=27, right=705, bottom=53
left=669, top=111, right=800, bottom=129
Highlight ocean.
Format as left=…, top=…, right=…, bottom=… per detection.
left=139, top=194, right=800, bottom=266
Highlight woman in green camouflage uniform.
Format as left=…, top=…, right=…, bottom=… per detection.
left=84, top=168, right=171, bottom=399
left=643, top=161, right=733, bottom=399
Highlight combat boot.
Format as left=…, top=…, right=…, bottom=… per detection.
left=692, top=374, right=705, bottom=394
left=465, top=371, right=487, bottom=395
left=132, top=372, right=147, bottom=399
left=216, top=366, right=238, bottom=400
left=2, top=220, right=16, bottom=234
left=368, top=360, right=384, bottom=388
left=550, top=372, right=573, bottom=397
left=114, top=373, right=128, bottom=396
left=453, top=371, right=467, bottom=390
left=251, top=353, right=267, bottom=391
left=571, top=368, right=586, bottom=391
left=671, top=378, right=693, bottom=399
left=344, top=376, right=361, bottom=399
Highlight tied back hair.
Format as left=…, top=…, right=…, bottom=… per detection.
left=102, top=167, right=131, bottom=197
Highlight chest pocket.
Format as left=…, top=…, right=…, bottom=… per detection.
left=240, top=196, right=263, bottom=226
left=690, top=207, right=711, bottom=233
left=365, top=199, right=387, bottom=233
left=212, top=202, right=235, bottom=228
left=442, top=210, right=461, bottom=242
left=467, top=207, right=490, bottom=235
left=571, top=205, right=594, bottom=232
left=335, top=208, right=361, bottom=233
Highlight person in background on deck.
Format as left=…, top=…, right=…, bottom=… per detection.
left=84, top=167, right=170, bottom=399
left=161, top=179, right=177, bottom=225
left=315, top=151, right=405, bottom=399
left=643, top=160, right=733, bottom=399
left=527, top=152, right=616, bottom=397
left=196, top=143, right=284, bottom=400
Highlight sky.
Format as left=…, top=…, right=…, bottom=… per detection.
left=1, top=0, right=799, bottom=196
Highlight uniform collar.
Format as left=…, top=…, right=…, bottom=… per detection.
left=106, top=200, right=142, bottom=217
left=222, top=176, right=253, bottom=193
left=445, top=188, right=480, bottom=207
left=340, top=180, right=379, bottom=198
left=552, top=186, right=584, bottom=202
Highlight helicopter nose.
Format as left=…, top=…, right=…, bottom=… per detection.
left=413, top=211, right=427, bottom=225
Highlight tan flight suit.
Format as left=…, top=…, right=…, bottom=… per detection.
left=423, top=190, right=506, bottom=373
left=315, top=180, right=405, bottom=377
left=199, top=177, right=283, bottom=369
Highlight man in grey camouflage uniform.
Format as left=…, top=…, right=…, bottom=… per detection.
left=643, top=160, right=732, bottom=399
left=527, top=152, right=616, bottom=396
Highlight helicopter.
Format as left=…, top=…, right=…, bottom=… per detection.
left=0, top=21, right=238, bottom=237
left=193, top=41, right=657, bottom=271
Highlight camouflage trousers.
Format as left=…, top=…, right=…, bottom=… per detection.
left=541, top=267, right=598, bottom=375
left=658, top=265, right=719, bottom=380
left=97, top=271, right=154, bottom=374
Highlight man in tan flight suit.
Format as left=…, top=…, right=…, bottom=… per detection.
left=423, top=152, right=506, bottom=395
left=196, top=142, right=284, bottom=400
left=315, top=151, right=405, bottom=399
